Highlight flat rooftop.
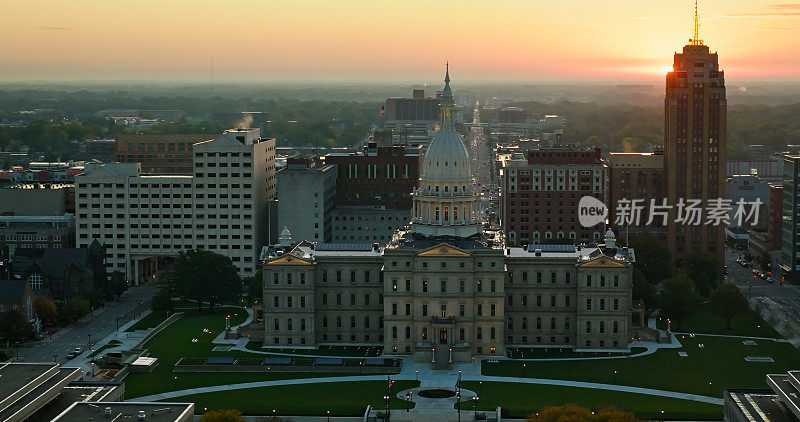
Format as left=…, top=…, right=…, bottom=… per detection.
left=0, top=364, right=81, bottom=422
left=726, top=389, right=797, bottom=422
left=27, top=382, right=124, bottom=422
left=53, top=402, right=194, bottom=422
left=0, top=362, right=59, bottom=400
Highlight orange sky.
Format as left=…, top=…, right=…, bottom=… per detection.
left=1, top=0, right=798, bottom=82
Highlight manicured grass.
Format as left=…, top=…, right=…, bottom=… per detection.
left=88, top=340, right=122, bottom=358
left=655, top=303, right=781, bottom=338
left=179, top=380, right=420, bottom=416
left=483, top=335, right=800, bottom=396
left=245, top=342, right=383, bottom=357
left=457, top=381, right=722, bottom=420
left=505, top=346, right=648, bottom=359
left=124, top=307, right=348, bottom=398
left=124, top=311, right=170, bottom=332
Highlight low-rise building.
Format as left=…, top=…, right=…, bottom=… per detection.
left=0, top=280, right=36, bottom=331
left=0, top=214, right=74, bottom=259
left=263, top=70, right=634, bottom=363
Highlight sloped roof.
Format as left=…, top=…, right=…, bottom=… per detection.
left=0, top=280, right=29, bottom=303
left=13, top=248, right=96, bottom=279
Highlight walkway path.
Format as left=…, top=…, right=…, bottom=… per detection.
left=672, top=332, right=789, bottom=342
left=132, top=371, right=722, bottom=406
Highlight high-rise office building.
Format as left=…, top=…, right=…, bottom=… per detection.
left=664, top=12, right=726, bottom=264
left=781, top=155, right=800, bottom=284
left=76, top=129, right=276, bottom=280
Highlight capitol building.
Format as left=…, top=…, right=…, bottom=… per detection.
left=262, top=68, right=635, bottom=363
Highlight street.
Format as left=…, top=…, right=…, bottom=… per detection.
left=465, top=102, right=498, bottom=222
left=15, top=283, right=156, bottom=364
left=725, top=247, right=800, bottom=338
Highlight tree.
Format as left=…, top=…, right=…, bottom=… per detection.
left=34, top=295, right=58, bottom=327
left=683, top=247, right=718, bottom=297
left=657, top=272, right=701, bottom=331
left=629, top=233, right=672, bottom=286
left=247, top=271, right=263, bottom=306
left=0, top=310, right=34, bottom=342
left=200, top=409, right=245, bottom=422
left=65, top=297, right=90, bottom=323
left=526, top=404, right=636, bottom=422
left=173, top=249, right=242, bottom=313
left=151, top=285, right=175, bottom=316
left=107, top=271, right=128, bottom=300
left=709, top=284, right=749, bottom=329
left=632, top=267, right=655, bottom=308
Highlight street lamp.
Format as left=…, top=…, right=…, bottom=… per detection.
left=523, top=363, right=527, bottom=377
left=405, top=393, right=410, bottom=412
left=479, top=381, right=483, bottom=397
left=708, top=382, right=712, bottom=396
left=473, top=396, right=478, bottom=419
left=415, top=369, right=419, bottom=381
left=326, top=410, right=330, bottom=422
left=613, top=370, right=618, bottom=384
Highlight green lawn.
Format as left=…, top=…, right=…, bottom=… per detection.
left=245, top=342, right=383, bottom=357
left=506, top=346, right=648, bottom=359
left=88, top=340, right=122, bottom=358
left=124, top=307, right=348, bottom=398
left=179, top=380, right=420, bottom=416
left=483, top=335, right=800, bottom=396
left=655, top=303, right=781, bottom=338
left=457, top=382, right=722, bottom=420
left=124, top=311, right=170, bottom=332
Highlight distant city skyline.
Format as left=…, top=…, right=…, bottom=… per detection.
left=2, top=0, right=798, bottom=82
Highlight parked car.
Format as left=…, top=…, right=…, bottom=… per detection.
left=65, top=352, right=76, bottom=360
left=73, top=347, right=82, bottom=355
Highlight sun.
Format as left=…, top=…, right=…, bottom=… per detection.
left=661, top=66, right=673, bottom=75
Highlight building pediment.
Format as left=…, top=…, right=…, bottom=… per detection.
left=579, top=255, right=626, bottom=268
left=267, top=253, right=312, bottom=265
left=417, top=243, right=470, bottom=257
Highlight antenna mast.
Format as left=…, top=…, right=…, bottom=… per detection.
left=691, top=0, right=703, bottom=45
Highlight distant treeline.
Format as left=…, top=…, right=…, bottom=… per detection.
left=483, top=101, right=800, bottom=158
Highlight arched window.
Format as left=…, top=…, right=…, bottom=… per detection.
left=287, top=318, right=293, bottom=331
left=454, top=206, right=459, bottom=221
left=477, top=327, right=482, bottom=340
left=459, top=328, right=465, bottom=341
left=300, top=318, right=306, bottom=331
left=444, top=206, right=450, bottom=221
left=435, top=207, right=440, bottom=220
left=586, top=321, right=591, bottom=334
left=613, top=321, right=619, bottom=333
left=422, top=327, right=428, bottom=340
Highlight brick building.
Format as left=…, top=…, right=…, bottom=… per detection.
left=608, top=151, right=665, bottom=232
left=501, top=147, right=607, bottom=246
left=114, top=133, right=213, bottom=175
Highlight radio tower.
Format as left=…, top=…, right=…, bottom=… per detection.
left=690, top=0, right=703, bottom=45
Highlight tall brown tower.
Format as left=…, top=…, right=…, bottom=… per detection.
left=665, top=3, right=727, bottom=265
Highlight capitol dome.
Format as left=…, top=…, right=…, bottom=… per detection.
left=410, top=64, right=482, bottom=238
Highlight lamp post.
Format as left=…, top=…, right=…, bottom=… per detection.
left=479, top=381, right=483, bottom=397
left=523, top=363, right=527, bottom=377
left=326, top=410, right=330, bottom=422
left=415, top=369, right=419, bottom=381
left=383, top=395, right=390, bottom=421
left=613, top=370, right=618, bottom=384
left=473, top=396, right=478, bottom=419
left=405, top=393, right=410, bottom=412
left=708, top=382, right=712, bottom=396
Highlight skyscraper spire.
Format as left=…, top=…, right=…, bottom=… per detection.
left=691, top=0, right=703, bottom=45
